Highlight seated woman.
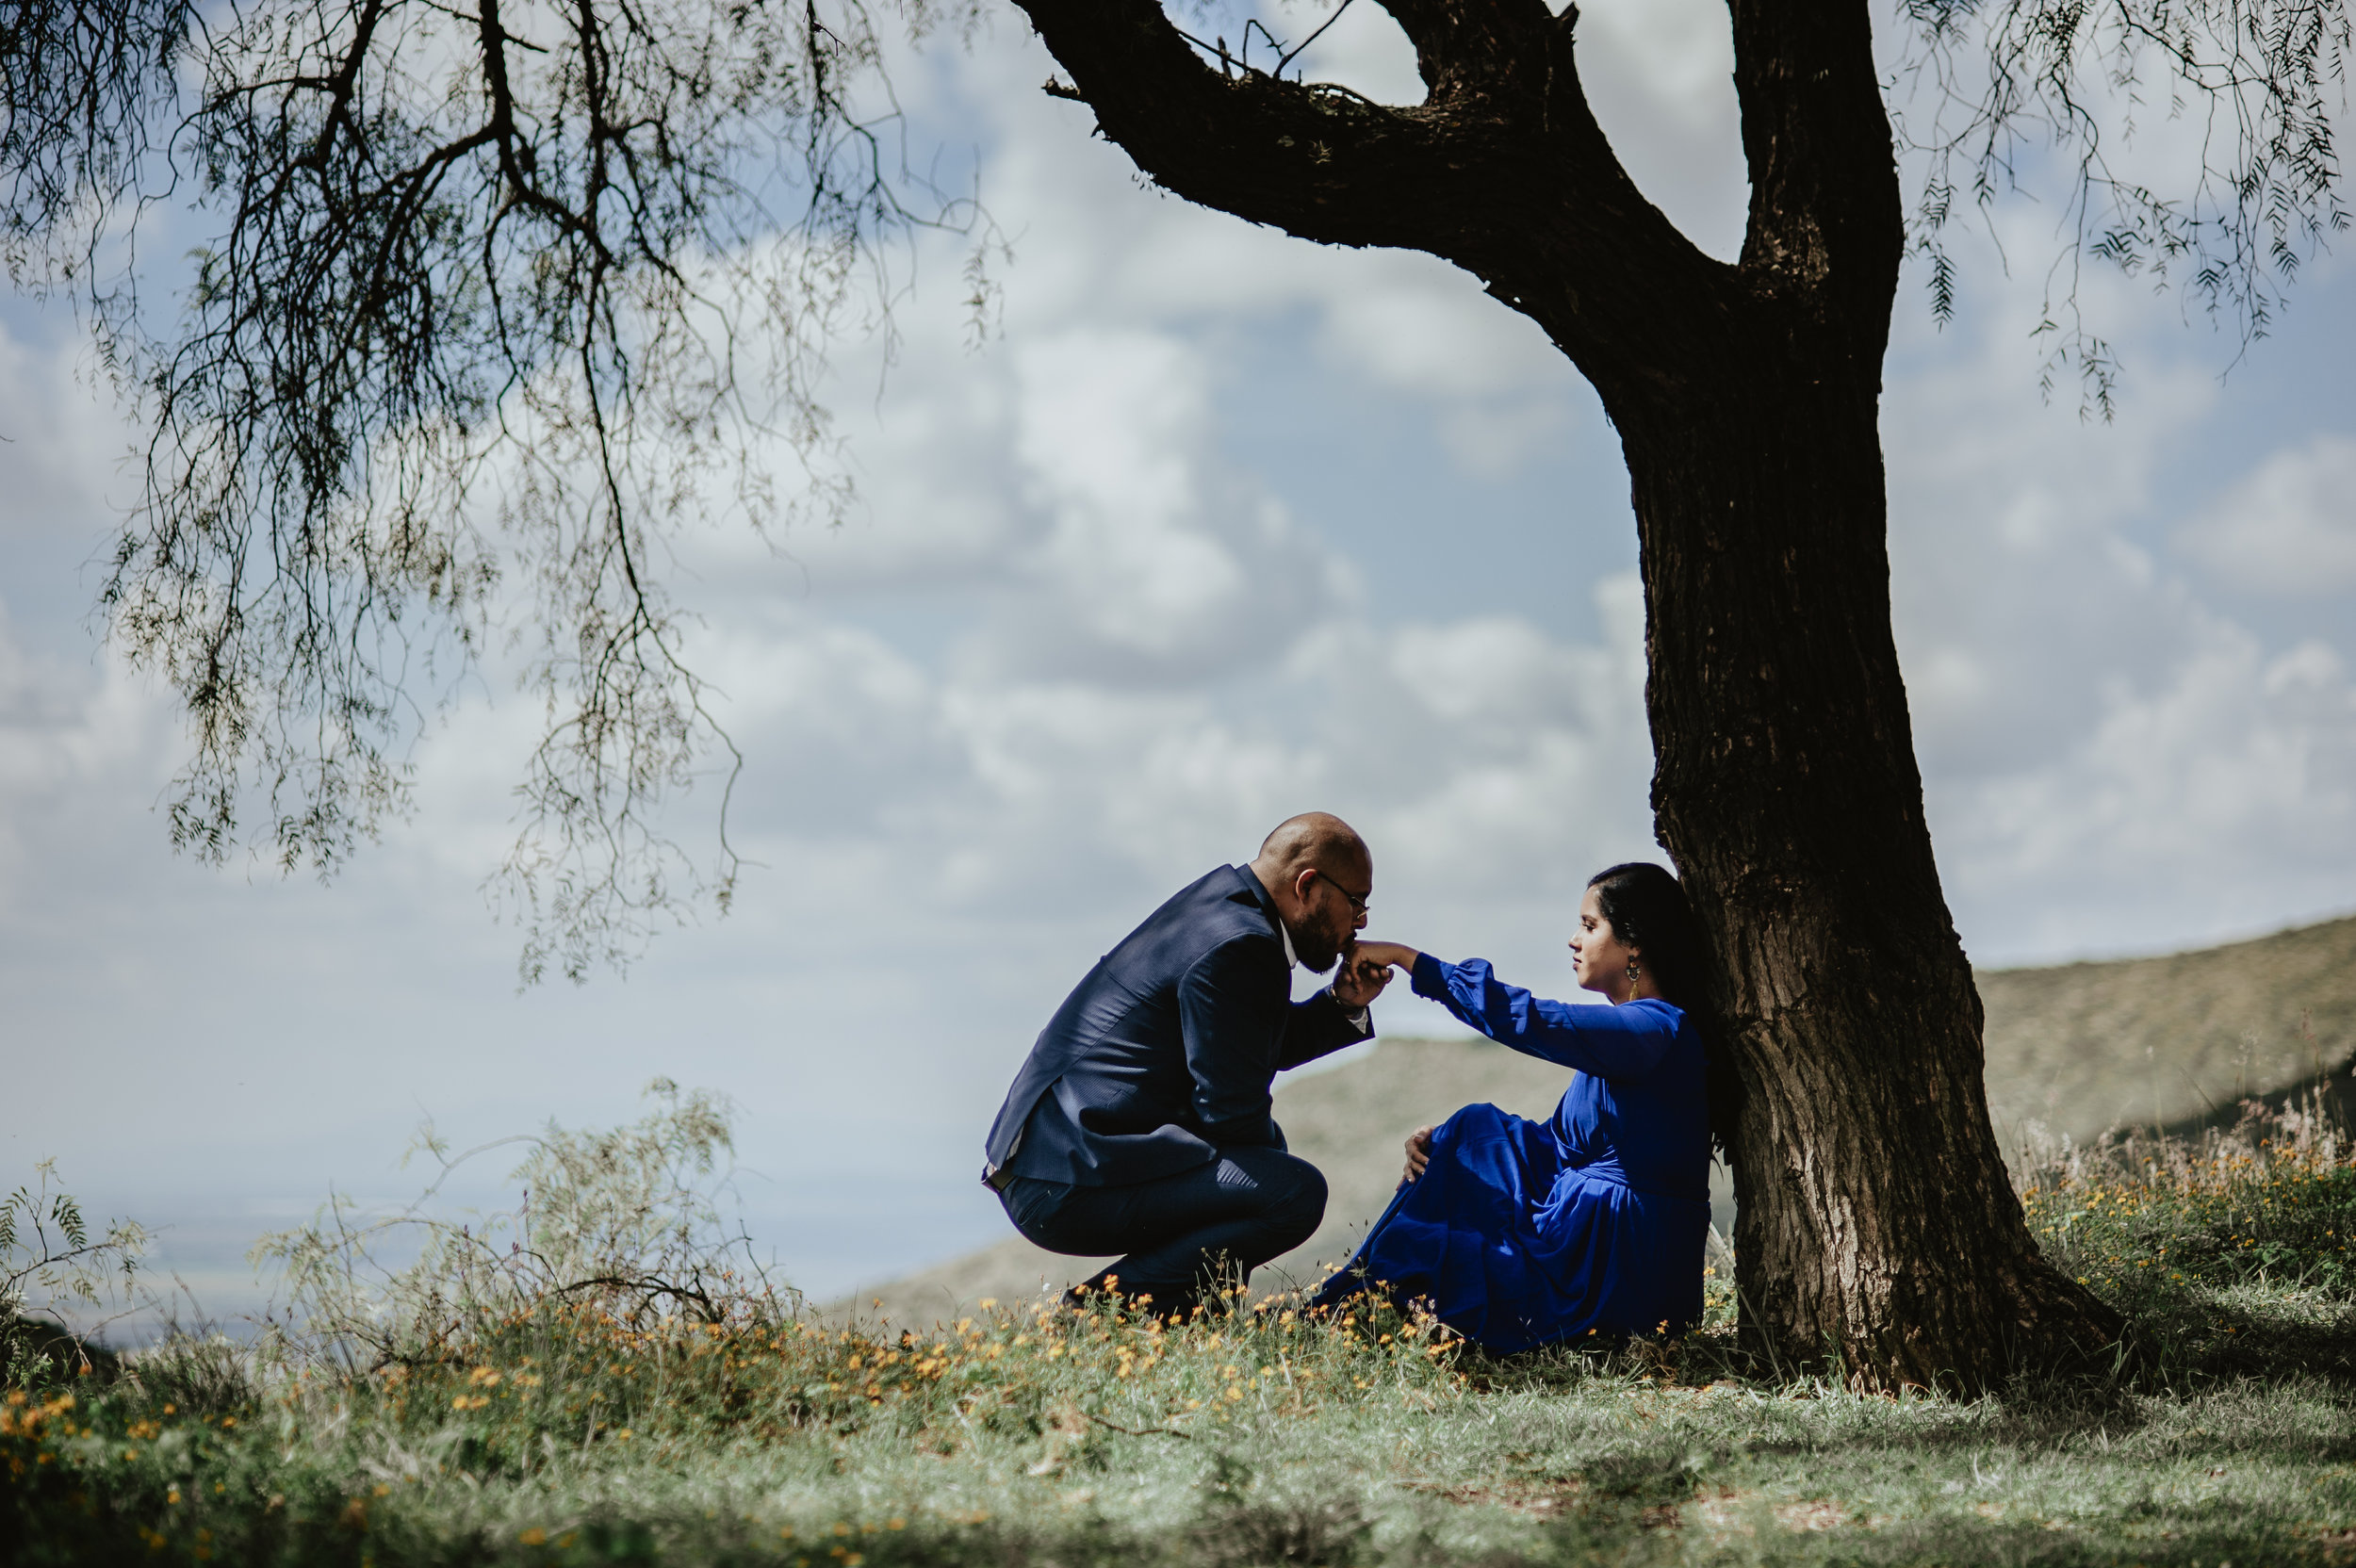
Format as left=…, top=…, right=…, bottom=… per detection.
left=1310, top=862, right=1715, bottom=1352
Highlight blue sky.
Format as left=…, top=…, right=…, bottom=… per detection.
left=2, top=0, right=2350, bottom=1316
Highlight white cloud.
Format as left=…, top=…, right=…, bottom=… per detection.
left=1313, top=275, right=1568, bottom=403
left=2177, top=434, right=2356, bottom=596
left=1573, top=0, right=1747, bottom=260
left=1579, top=0, right=1738, bottom=130
left=1306, top=274, right=1584, bottom=476
left=991, top=328, right=1346, bottom=682
left=0, top=315, right=139, bottom=540
left=1936, top=619, right=2356, bottom=956
left=1883, top=237, right=2356, bottom=960
left=1290, top=0, right=1423, bottom=105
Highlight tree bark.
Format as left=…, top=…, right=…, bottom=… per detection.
left=1622, top=381, right=2122, bottom=1387
left=1009, top=0, right=2125, bottom=1387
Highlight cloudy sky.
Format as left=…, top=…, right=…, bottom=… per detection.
left=3, top=0, right=2351, bottom=1315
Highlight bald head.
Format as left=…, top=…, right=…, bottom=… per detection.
left=1252, top=812, right=1368, bottom=884
left=1248, top=812, right=1371, bottom=973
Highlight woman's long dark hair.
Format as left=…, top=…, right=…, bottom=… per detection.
left=1587, top=862, right=1738, bottom=1161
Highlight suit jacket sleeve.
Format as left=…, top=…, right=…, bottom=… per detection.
left=1271, top=988, right=1376, bottom=1070
left=1176, top=934, right=1294, bottom=1149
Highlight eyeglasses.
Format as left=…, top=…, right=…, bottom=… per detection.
left=1313, top=872, right=1370, bottom=916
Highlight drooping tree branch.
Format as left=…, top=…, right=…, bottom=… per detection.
left=0, top=0, right=194, bottom=293
left=73, top=0, right=993, bottom=982
left=1894, top=0, right=2350, bottom=412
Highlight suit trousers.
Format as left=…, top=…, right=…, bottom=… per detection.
left=999, top=1146, right=1328, bottom=1313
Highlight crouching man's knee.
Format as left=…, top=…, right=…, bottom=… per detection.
left=1269, top=1155, right=1328, bottom=1248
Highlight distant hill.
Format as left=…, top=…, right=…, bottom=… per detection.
left=839, top=914, right=2356, bottom=1327
left=1975, top=913, right=2355, bottom=1138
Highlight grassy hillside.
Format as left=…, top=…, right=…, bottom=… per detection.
left=12, top=1086, right=2356, bottom=1568
left=1978, top=913, right=2356, bottom=1139
left=846, top=914, right=2356, bottom=1327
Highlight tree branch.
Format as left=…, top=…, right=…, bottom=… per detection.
left=1370, top=0, right=1557, bottom=101
left=1011, top=0, right=1740, bottom=407
left=1728, top=0, right=1906, bottom=345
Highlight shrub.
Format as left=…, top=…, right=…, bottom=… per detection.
left=1, top=1162, right=146, bottom=1390
left=250, top=1078, right=797, bottom=1376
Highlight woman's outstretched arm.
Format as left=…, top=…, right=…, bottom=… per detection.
left=1408, top=954, right=1676, bottom=1081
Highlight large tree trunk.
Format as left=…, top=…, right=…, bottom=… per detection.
left=1009, top=0, right=2126, bottom=1387
left=1619, top=379, right=2121, bottom=1385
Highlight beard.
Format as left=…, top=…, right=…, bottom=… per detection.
left=1290, top=918, right=1349, bottom=974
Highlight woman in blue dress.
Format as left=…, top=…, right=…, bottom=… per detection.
left=1310, top=862, right=1717, bottom=1351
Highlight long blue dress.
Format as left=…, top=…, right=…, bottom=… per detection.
left=1309, top=953, right=1711, bottom=1351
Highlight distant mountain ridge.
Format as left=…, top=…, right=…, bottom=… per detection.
left=1975, top=914, right=2354, bottom=1137
left=838, top=913, right=2356, bottom=1327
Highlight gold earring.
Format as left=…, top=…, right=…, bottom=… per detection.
left=1624, top=958, right=1641, bottom=986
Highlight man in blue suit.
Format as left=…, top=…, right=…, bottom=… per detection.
left=983, top=812, right=1391, bottom=1314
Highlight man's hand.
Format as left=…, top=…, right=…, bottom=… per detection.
left=1332, top=943, right=1392, bottom=1010
left=1401, top=1124, right=1436, bottom=1184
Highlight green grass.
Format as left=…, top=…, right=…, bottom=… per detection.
left=9, top=1093, right=2356, bottom=1566
left=2021, top=1098, right=2356, bottom=1382
left=8, top=1291, right=2356, bottom=1567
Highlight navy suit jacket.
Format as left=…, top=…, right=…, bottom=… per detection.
left=984, top=864, right=1375, bottom=1187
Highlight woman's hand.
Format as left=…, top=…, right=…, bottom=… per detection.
left=1401, top=1124, right=1436, bottom=1184
left=1352, top=940, right=1421, bottom=972
left=1335, top=939, right=1416, bottom=1007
